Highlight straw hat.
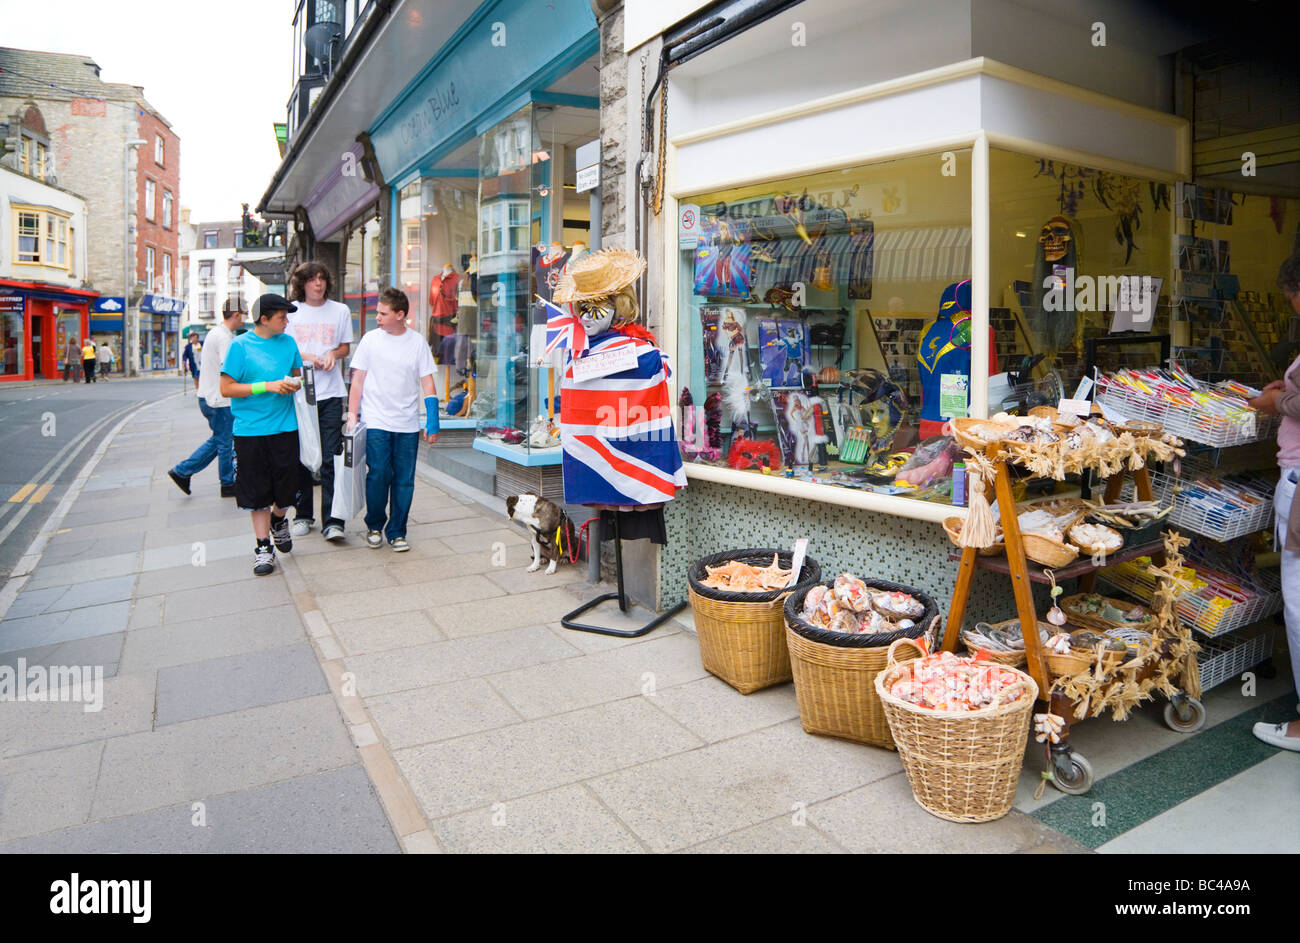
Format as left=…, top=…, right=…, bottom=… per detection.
left=553, top=249, right=646, bottom=303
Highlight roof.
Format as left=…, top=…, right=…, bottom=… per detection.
left=241, top=258, right=287, bottom=279
left=0, top=47, right=171, bottom=129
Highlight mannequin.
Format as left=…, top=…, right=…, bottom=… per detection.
left=916, top=279, right=997, bottom=440
left=551, top=248, right=685, bottom=522
left=534, top=242, right=569, bottom=304
left=429, top=262, right=460, bottom=339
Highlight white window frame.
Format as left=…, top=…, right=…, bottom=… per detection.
left=145, top=246, right=155, bottom=290
left=162, top=190, right=173, bottom=229
left=162, top=252, right=172, bottom=295
left=145, top=179, right=156, bottom=222
left=203, top=231, right=218, bottom=249
left=155, top=134, right=165, bottom=166
left=15, top=208, right=41, bottom=263
left=198, top=259, right=214, bottom=285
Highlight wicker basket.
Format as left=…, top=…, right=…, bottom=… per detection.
left=1020, top=497, right=1090, bottom=528
left=942, top=517, right=1004, bottom=557
left=687, top=549, right=822, bottom=694
left=1044, top=647, right=1093, bottom=678
left=875, top=641, right=1038, bottom=823
left=782, top=578, right=939, bottom=748
left=1060, top=594, right=1155, bottom=633
left=1021, top=533, right=1079, bottom=568
left=1066, top=523, right=1123, bottom=557
left=959, top=617, right=1046, bottom=667
left=950, top=417, right=1013, bottom=452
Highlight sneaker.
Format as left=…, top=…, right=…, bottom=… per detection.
left=1252, top=721, right=1300, bottom=752
left=253, top=544, right=276, bottom=576
left=365, top=530, right=383, bottom=548
left=389, top=537, right=410, bottom=552
left=322, top=523, right=345, bottom=541
left=220, top=484, right=237, bottom=498
left=291, top=518, right=314, bottom=537
left=270, top=515, right=293, bottom=552
left=167, top=470, right=192, bottom=495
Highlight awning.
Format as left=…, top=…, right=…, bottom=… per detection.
left=872, top=227, right=972, bottom=282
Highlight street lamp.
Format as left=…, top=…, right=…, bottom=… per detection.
left=124, top=139, right=146, bottom=378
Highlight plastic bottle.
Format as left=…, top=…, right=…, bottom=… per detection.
left=952, top=461, right=967, bottom=507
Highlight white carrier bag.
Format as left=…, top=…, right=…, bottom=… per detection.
left=332, top=420, right=367, bottom=521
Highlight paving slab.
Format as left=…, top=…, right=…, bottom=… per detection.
left=0, top=765, right=398, bottom=854
left=396, top=697, right=704, bottom=819
left=439, top=528, right=529, bottom=554
left=0, top=632, right=124, bottom=682
left=155, top=643, right=328, bottom=726
left=482, top=561, right=590, bottom=595
left=141, top=534, right=250, bottom=571
left=405, top=515, right=509, bottom=540
left=342, top=624, right=580, bottom=697
left=0, top=600, right=131, bottom=651
left=24, top=551, right=141, bottom=591
left=60, top=503, right=152, bottom=529
left=135, top=554, right=262, bottom=597
left=300, top=564, right=401, bottom=597
left=0, top=741, right=104, bottom=843
left=52, top=515, right=166, bottom=542
left=315, top=574, right=504, bottom=623
left=82, top=471, right=152, bottom=492
left=678, top=815, right=848, bottom=854
left=0, top=671, right=157, bottom=759
left=406, top=503, right=491, bottom=525
left=543, top=620, right=683, bottom=655
left=489, top=633, right=710, bottom=719
left=587, top=719, right=902, bottom=853
left=650, top=676, right=802, bottom=743
left=809, top=772, right=1089, bottom=854
left=120, top=604, right=306, bottom=673
left=431, top=784, right=645, bottom=854
left=367, top=678, right=522, bottom=749
left=165, top=504, right=247, bottom=529
left=431, top=587, right=587, bottom=639
left=157, top=576, right=293, bottom=619
left=331, top=610, right=444, bottom=656
left=90, top=695, right=357, bottom=820
left=127, top=595, right=165, bottom=630
left=38, top=532, right=145, bottom=565
left=142, top=516, right=252, bottom=549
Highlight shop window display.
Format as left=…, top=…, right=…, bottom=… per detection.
left=1, top=310, right=24, bottom=376
left=342, top=215, right=382, bottom=340
left=676, top=149, right=974, bottom=505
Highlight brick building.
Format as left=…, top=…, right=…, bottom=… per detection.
left=0, top=47, right=182, bottom=374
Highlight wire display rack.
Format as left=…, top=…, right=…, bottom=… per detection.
left=1098, top=562, right=1282, bottom=638
left=1119, top=470, right=1274, bottom=541
left=1096, top=375, right=1279, bottom=448
left=1196, top=624, right=1276, bottom=692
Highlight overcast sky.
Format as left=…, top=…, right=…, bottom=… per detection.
left=1, top=0, right=292, bottom=223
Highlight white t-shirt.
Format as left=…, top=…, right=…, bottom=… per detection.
left=286, top=298, right=354, bottom=401
left=350, top=327, right=437, bottom=433
left=198, top=324, right=234, bottom=407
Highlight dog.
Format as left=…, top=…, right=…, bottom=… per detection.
left=505, top=493, right=569, bottom=575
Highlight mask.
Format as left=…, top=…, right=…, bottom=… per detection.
left=1038, top=216, right=1073, bottom=263
left=578, top=299, right=615, bottom=335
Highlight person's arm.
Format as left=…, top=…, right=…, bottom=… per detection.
left=421, top=372, right=439, bottom=444
left=319, top=342, right=349, bottom=372
left=220, top=373, right=296, bottom=398
left=346, top=369, right=365, bottom=431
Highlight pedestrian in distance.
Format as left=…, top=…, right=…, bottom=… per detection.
left=96, top=341, right=112, bottom=380
left=182, top=333, right=200, bottom=389
left=285, top=261, right=354, bottom=542
left=82, top=339, right=97, bottom=383
left=168, top=299, right=243, bottom=498
left=219, top=293, right=304, bottom=576
left=346, top=287, right=439, bottom=552
left=63, top=335, right=81, bottom=382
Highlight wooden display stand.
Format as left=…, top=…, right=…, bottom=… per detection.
left=942, top=444, right=1199, bottom=794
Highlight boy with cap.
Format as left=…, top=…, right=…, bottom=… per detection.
left=220, top=293, right=304, bottom=575
left=346, top=287, right=439, bottom=551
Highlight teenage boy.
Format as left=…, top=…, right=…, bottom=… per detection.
left=286, top=261, right=353, bottom=542
left=220, top=293, right=303, bottom=576
left=346, top=287, right=439, bottom=552
left=168, top=299, right=244, bottom=498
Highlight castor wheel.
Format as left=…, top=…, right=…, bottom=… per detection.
left=1051, top=750, right=1094, bottom=795
left=1164, top=695, right=1206, bottom=733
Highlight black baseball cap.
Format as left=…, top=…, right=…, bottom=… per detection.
left=250, top=293, right=297, bottom=321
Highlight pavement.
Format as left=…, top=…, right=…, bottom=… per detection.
left=0, top=392, right=1295, bottom=853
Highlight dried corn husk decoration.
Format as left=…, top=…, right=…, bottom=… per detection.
left=957, top=449, right=998, bottom=549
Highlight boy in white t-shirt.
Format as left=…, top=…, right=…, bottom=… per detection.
left=286, top=261, right=355, bottom=541
left=346, top=287, right=439, bottom=551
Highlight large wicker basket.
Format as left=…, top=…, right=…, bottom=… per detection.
left=782, top=579, right=939, bottom=748
left=687, top=549, right=822, bottom=694
left=876, top=641, right=1038, bottom=823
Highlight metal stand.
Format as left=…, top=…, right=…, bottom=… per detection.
left=561, top=511, right=686, bottom=638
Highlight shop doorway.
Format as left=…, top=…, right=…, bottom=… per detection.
left=31, top=315, right=44, bottom=378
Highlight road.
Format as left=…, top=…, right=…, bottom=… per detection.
left=0, top=376, right=187, bottom=586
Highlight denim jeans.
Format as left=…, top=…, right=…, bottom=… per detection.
left=174, top=398, right=235, bottom=486
left=296, top=396, right=344, bottom=526
left=1274, top=472, right=1300, bottom=707
left=364, top=429, right=419, bottom=541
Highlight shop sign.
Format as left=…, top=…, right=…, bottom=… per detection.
left=141, top=294, right=186, bottom=315
left=575, top=139, right=600, bottom=194
left=92, top=296, right=125, bottom=313
left=369, top=0, right=597, bottom=182
left=0, top=293, right=23, bottom=313
left=678, top=203, right=700, bottom=248
left=304, top=142, right=380, bottom=241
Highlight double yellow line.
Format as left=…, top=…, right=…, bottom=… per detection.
left=8, top=482, right=53, bottom=505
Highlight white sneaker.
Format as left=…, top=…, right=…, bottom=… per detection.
left=366, top=530, right=383, bottom=548
left=291, top=518, right=314, bottom=537
left=1252, top=721, right=1300, bottom=752
left=322, top=523, right=345, bottom=541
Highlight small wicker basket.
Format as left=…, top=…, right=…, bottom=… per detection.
left=875, top=641, right=1038, bottom=823
left=1066, top=523, right=1123, bottom=557
left=959, top=617, right=1050, bottom=668
left=1021, top=533, right=1079, bottom=568
left=1061, top=594, right=1155, bottom=633
left=950, top=417, right=1014, bottom=452
left=942, top=517, right=1004, bottom=557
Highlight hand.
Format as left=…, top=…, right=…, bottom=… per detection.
left=424, top=432, right=439, bottom=444
left=263, top=379, right=293, bottom=395
left=1263, top=379, right=1286, bottom=393
left=319, top=351, right=336, bottom=372
left=346, top=412, right=358, bottom=432
left=1249, top=389, right=1282, bottom=414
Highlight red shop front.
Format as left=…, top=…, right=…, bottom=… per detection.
left=0, top=280, right=96, bottom=382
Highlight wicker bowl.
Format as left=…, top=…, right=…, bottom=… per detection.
left=1021, top=533, right=1079, bottom=568
left=1061, top=593, right=1155, bottom=633
left=950, top=417, right=1014, bottom=452
left=1020, top=497, right=1090, bottom=529
left=1066, top=523, right=1124, bottom=557
left=959, top=617, right=1053, bottom=668
left=942, top=517, right=1004, bottom=557
left=1044, top=647, right=1093, bottom=678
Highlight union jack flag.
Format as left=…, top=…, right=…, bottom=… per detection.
left=560, top=332, right=686, bottom=506
left=542, top=299, right=589, bottom=356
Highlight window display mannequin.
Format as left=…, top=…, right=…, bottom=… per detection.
left=534, top=242, right=569, bottom=304
left=428, top=262, right=460, bottom=340
left=1028, top=215, right=1078, bottom=356
left=916, top=279, right=998, bottom=440
left=550, top=249, right=685, bottom=527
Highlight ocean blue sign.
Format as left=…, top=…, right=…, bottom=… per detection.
left=369, top=0, right=596, bottom=183
left=141, top=293, right=186, bottom=315
left=92, top=296, right=125, bottom=313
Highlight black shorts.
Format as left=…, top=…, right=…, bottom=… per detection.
left=233, top=430, right=300, bottom=511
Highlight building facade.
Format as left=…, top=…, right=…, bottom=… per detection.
left=181, top=214, right=285, bottom=339
left=0, top=47, right=183, bottom=375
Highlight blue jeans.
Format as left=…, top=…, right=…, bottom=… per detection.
left=364, top=429, right=419, bottom=541
left=174, top=398, right=235, bottom=487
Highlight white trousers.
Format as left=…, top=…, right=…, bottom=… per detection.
left=1273, top=471, right=1300, bottom=707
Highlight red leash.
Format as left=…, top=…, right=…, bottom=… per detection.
left=561, top=516, right=600, bottom=564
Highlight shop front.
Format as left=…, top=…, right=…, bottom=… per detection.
left=366, top=0, right=600, bottom=492
left=139, top=293, right=185, bottom=372
left=89, top=296, right=125, bottom=375
left=0, top=280, right=94, bottom=382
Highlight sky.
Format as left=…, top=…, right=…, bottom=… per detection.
left=0, top=0, right=292, bottom=223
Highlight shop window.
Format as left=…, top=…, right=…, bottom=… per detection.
left=145, top=180, right=156, bottom=222
left=1, top=309, right=24, bottom=376
left=675, top=148, right=972, bottom=506
left=16, top=210, right=40, bottom=263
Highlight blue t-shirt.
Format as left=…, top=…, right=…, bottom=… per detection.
left=220, top=332, right=303, bottom=437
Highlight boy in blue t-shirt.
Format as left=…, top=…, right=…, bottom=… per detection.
left=220, top=293, right=304, bottom=576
